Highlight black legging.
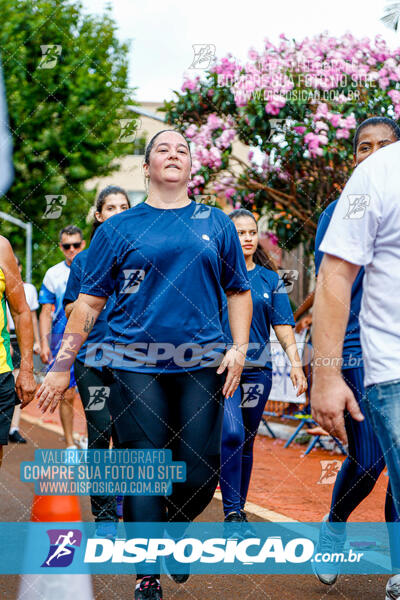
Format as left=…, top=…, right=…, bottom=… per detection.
left=74, top=359, right=118, bottom=522
left=110, top=368, right=225, bottom=524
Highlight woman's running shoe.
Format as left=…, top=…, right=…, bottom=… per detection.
left=224, top=511, right=243, bottom=523
left=95, top=521, right=118, bottom=541
left=224, top=510, right=245, bottom=540
left=386, top=575, right=400, bottom=599
left=313, top=514, right=346, bottom=585
left=162, top=554, right=190, bottom=584
left=135, top=576, right=163, bottom=600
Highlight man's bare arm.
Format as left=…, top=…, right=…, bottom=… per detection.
left=0, top=236, right=36, bottom=406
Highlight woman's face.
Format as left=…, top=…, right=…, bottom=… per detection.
left=354, top=124, right=398, bottom=166
left=96, top=193, right=130, bottom=223
left=144, top=131, right=191, bottom=186
left=233, top=216, right=258, bottom=259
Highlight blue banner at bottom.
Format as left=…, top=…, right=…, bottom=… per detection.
left=2, top=522, right=399, bottom=575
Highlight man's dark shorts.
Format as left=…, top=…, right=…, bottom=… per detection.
left=0, top=372, right=20, bottom=445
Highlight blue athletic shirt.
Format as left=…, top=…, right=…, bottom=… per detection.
left=79, top=201, right=250, bottom=373
left=63, top=249, right=114, bottom=367
left=222, top=264, right=295, bottom=369
left=39, top=260, right=71, bottom=355
left=314, top=199, right=364, bottom=369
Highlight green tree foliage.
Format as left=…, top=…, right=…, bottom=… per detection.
left=0, top=0, right=136, bottom=285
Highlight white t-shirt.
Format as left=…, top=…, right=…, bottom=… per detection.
left=319, top=140, right=400, bottom=387
left=7, top=282, right=39, bottom=331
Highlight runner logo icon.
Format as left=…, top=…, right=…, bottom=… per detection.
left=87, top=386, right=110, bottom=411
left=42, top=529, right=82, bottom=567
left=191, top=204, right=211, bottom=219
left=121, top=269, right=145, bottom=294
left=241, top=383, right=264, bottom=408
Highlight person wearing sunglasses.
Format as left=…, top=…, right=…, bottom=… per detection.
left=39, top=225, right=85, bottom=452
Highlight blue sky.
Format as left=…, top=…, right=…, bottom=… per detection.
left=81, top=0, right=399, bottom=102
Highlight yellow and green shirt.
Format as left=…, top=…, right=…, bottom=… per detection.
left=0, top=268, right=13, bottom=373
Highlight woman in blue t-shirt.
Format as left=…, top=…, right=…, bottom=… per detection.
left=63, top=186, right=130, bottom=538
left=220, top=209, right=307, bottom=523
left=36, top=130, right=252, bottom=600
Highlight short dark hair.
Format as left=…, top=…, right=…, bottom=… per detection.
left=144, top=129, right=191, bottom=165
left=59, top=225, right=83, bottom=242
left=353, top=116, right=400, bottom=153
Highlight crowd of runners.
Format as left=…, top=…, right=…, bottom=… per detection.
left=1, top=121, right=400, bottom=599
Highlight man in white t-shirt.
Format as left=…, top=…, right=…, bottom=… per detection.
left=312, top=140, right=400, bottom=598
left=39, top=225, right=85, bottom=451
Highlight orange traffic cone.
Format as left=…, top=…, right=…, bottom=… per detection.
left=31, top=494, right=81, bottom=522
left=18, top=494, right=94, bottom=600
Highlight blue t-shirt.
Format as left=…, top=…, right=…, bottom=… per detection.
left=222, top=264, right=295, bottom=369
left=39, top=260, right=71, bottom=355
left=63, top=249, right=114, bottom=367
left=314, top=199, right=364, bottom=369
left=79, top=201, right=250, bottom=373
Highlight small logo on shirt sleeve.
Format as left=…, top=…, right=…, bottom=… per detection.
left=277, top=270, right=299, bottom=294
left=344, top=194, right=370, bottom=219
left=120, top=269, right=145, bottom=294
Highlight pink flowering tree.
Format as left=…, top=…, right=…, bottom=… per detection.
left=161, top=33, right=400, bottom=249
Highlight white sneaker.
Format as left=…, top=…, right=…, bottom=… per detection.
left=313, top=514, right=346, bottom=585
left=386, top=575, right=400, bottom=599
left=77, top=436, right=88, bottom=450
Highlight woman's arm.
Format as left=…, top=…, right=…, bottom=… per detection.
left=36, top=293, right=106, bottom=413
left=273, top=324, right=307, bottom=396
left=293, top=290, right=314, bottom=321
left=217, top=289, right=252, bottom=397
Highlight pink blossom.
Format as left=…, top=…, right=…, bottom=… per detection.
left=248, top=49, right=259, bottom=61
left=207, top=114, right=223, bottom=130
left=185, top=124, right=198, bottom=139
left=225, top=187, right=236, bottom=199
left=344, top=115, right=356, bottom=129
left=328, top=113, right=341, bottom=127
left=192, top=175, right=205, bottom=186
left=181, top=78, right=199, bottom=92
left=315, top=120, right=328, bottom=132
left=389, top=89, right=400, bottom=104
left=294, top=126, right=306, bottom=134
left=336, top=128, right=350, bottom=140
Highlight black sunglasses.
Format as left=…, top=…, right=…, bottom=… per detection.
left=61, top=242, right=82, bottom=250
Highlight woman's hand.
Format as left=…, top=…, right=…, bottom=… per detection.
left=294, top=314, right=312, bottom=333
left=290, top=365, right=308, bottom=397
left=35, top=370, right=70, bottom=414
left=16, top=369, right=37, bottom=408
left=217, top=346, right=246, bottom=398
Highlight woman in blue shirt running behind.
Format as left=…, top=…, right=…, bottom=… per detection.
left=36, top=129, right=253, bottom=600
left=63, top=186, right=130, bottom=537
left=220, top=209, right=307, bottom=523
